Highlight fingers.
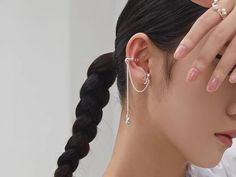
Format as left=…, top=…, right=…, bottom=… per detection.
left=187, top=5, right=236, bottom=81
left=191, top=0, right=212, bottom=8
left=185, top=7, right=236, bottom=91
left=206, top=35, right=236, bottom=92
left=174, top=0, right=234, bottom=59
left=188, top=6, right=236, bottom=77
left=174, top=9, right=221, bottom=59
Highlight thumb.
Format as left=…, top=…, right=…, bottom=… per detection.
left=191, top=0, right=212, bottom=8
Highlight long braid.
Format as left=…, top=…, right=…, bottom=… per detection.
left=54, top=52, right=117, bottom=177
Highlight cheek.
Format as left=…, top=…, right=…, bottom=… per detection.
left=154, top=91, right=227, bottom=167
left=149, top=60, right=229, bottom=167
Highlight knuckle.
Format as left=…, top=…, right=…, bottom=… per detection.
left=197, top=17, right=210, bottom=28
left=216, top=65, right=229, bottom=77
left=194, top=55, right=210, bottom=70
left=212, top=27, right=225, bottom=43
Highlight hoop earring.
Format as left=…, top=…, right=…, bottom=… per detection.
left=124, top=57, right=151, bottom=126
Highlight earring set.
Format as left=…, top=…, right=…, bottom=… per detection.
left=124, top=57, right=151, bottom=126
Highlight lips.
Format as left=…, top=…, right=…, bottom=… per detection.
left=215, top=134, right=233, bottom=147
left=215, top=129, right=236, bottom=139
left=214, top=130, right=236, bottom=148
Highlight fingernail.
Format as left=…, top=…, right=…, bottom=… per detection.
left=207, top=77, right=219, bottom=92
left=186, top=67, right=200, bottom=82
left=229, top=73, right=236, bottom=83
left=174, top=44, right=188, bottom=59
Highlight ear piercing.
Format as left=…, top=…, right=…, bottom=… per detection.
left=124, top=57, right=151, bottom=126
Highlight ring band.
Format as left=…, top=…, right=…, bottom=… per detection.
left=212, top=0, right=228, bottom=19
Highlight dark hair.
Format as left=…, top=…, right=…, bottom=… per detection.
left=54, top=0, right=207, bottom=176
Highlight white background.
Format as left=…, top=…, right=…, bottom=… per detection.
left=0, top=0, right=126, bottom=177
left=0, top=1, right=235, bottom=177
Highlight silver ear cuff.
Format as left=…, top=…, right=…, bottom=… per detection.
left=124, top=57, right=151, bottom=126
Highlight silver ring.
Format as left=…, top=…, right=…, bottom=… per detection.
left=212, top=0, right=228, bottom=19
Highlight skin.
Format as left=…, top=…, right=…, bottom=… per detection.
left=191, top=0, right=212, bottom=7
left=175, top=0, right=236, bottom=93
left=102, top=32, right=236, bottom=177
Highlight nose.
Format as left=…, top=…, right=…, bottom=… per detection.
left=226, top=101, right=236, bottom=120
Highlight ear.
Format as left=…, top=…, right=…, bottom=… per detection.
left=125, top=32, right=152, bottom=85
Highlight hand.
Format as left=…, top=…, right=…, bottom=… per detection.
left=174, top=0, right=236, bottom=92
left=191, top=0, right=212, bottom=7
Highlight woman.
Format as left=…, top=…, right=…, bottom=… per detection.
left=54, top=0, right=236, bottom=177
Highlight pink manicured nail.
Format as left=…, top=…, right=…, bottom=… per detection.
left=229, top=73, right=236, bottom=83
left=186, top=67, right=200, bottom=82
left=174, top=44, right=188, bottom=59
left=207, top=77, right=219, bottom=92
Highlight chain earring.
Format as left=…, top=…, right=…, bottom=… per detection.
left=124, top=57, right=151, bottom=126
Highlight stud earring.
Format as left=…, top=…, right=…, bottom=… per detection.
left=124, top=57, right=151, bottom=126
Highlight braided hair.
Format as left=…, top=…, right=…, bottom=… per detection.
left=54, top=0, right=207, bottom=176
left=54, top=52, right=117, bottom=177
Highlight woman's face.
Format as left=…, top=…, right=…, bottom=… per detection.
left=148, top=30, right=236, bottom=168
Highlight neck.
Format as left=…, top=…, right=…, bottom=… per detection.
left=102, top=109, right=189, bottom=177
